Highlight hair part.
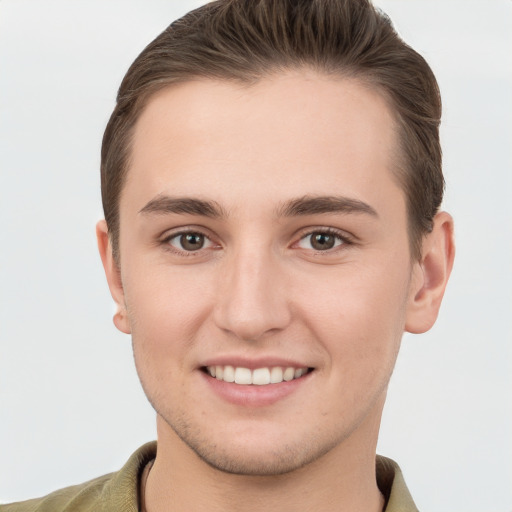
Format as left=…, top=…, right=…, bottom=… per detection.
left=101, top=0, right=443, bottom=262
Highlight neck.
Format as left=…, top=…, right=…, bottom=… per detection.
left=145, top=412, right=385, bottom=512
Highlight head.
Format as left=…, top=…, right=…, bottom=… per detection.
left=101, top=0, right=443, bottom=263
left=97, top=0, right=454, bottom=477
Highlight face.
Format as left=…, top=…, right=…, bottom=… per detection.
left=106, top=72, right=426, bottom=475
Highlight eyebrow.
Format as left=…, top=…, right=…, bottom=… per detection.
left=276, top=195, right=378, bottom=218
left=139, top=195, right=226, bottom=218
left=138, top=194, right=378, bottom=219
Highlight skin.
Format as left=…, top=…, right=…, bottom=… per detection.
left=98, top=71, right=454, bottom=512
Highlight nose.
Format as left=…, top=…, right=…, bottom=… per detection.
left=213, top=245, right=292, bottom=342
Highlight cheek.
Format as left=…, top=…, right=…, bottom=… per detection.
left=122, top=263, right=214, bottom=359
left=294, top=257, right=410, bottom=359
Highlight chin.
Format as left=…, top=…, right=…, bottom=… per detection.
left=162, top=412, right=342, bottom=477
left=188, top=439, right=332, bottom=476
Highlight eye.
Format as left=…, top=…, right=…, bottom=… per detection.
left=167, top=232, right=214, bottom=252
left=297, top=231, right=345, bottom=251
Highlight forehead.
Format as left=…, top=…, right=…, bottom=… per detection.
left=125, top=72, right=401, bottom=211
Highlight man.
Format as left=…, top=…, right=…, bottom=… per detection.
left=2, top=0, right=454, bottom=511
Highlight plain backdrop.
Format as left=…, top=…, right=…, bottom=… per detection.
left=1, top=1, right=511, bottom=510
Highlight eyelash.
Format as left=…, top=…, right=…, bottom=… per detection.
left=161, top=229, right=217, bottom=256
left=295, top=227, right=353, bottom=253
left=160, top=227, right=354, bottom=256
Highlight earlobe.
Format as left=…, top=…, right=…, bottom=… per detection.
left=96, top=220, right=132, bottom=335
left=405, top=212, right=455, bottom=334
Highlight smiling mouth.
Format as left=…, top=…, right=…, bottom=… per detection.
left=203, top=365, right=312, bottom=385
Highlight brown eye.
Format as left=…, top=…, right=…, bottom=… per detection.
left=311, top=233, right=335, bottom=250
left=168, top=232, right=210, bottom=252
left=298, top=231, right=344, bottom=251
left=181, top=233, right=204, bottom=250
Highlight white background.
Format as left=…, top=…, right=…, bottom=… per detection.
left=1, top=1, right=511, bottom=510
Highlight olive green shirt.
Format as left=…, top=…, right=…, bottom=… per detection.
left=1, top=442, right=418, bottom=511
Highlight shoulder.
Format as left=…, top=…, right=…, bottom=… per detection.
left=1, top=473, right=113, bottom=512
left=376, top=455, right=419, bottom=512
left=1, top=442, right=157, bottom=512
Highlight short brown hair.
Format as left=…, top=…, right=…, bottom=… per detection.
left=101, top=0, right=443, bottom=261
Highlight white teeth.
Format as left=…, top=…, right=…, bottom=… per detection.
left=270, top=367, right=283, bottom=383
left=252, top=367, right=270, bottom=385
left=223, top=365, right=235, bottom=383
left=283, top=367, right=295, bottom=381
left=234, top=367, right=252, bottom=384
left=206, top=365, right=309, bottom=385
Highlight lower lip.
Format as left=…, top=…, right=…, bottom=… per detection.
left=201, top=370, right=313, bottom=407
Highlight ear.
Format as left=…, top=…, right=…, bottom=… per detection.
left=405, top=211, right=455, bottom=334
left=96, top=220, right=131, bottom=334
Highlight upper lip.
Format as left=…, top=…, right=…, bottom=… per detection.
left=200, top=356, right=312, bottom=370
